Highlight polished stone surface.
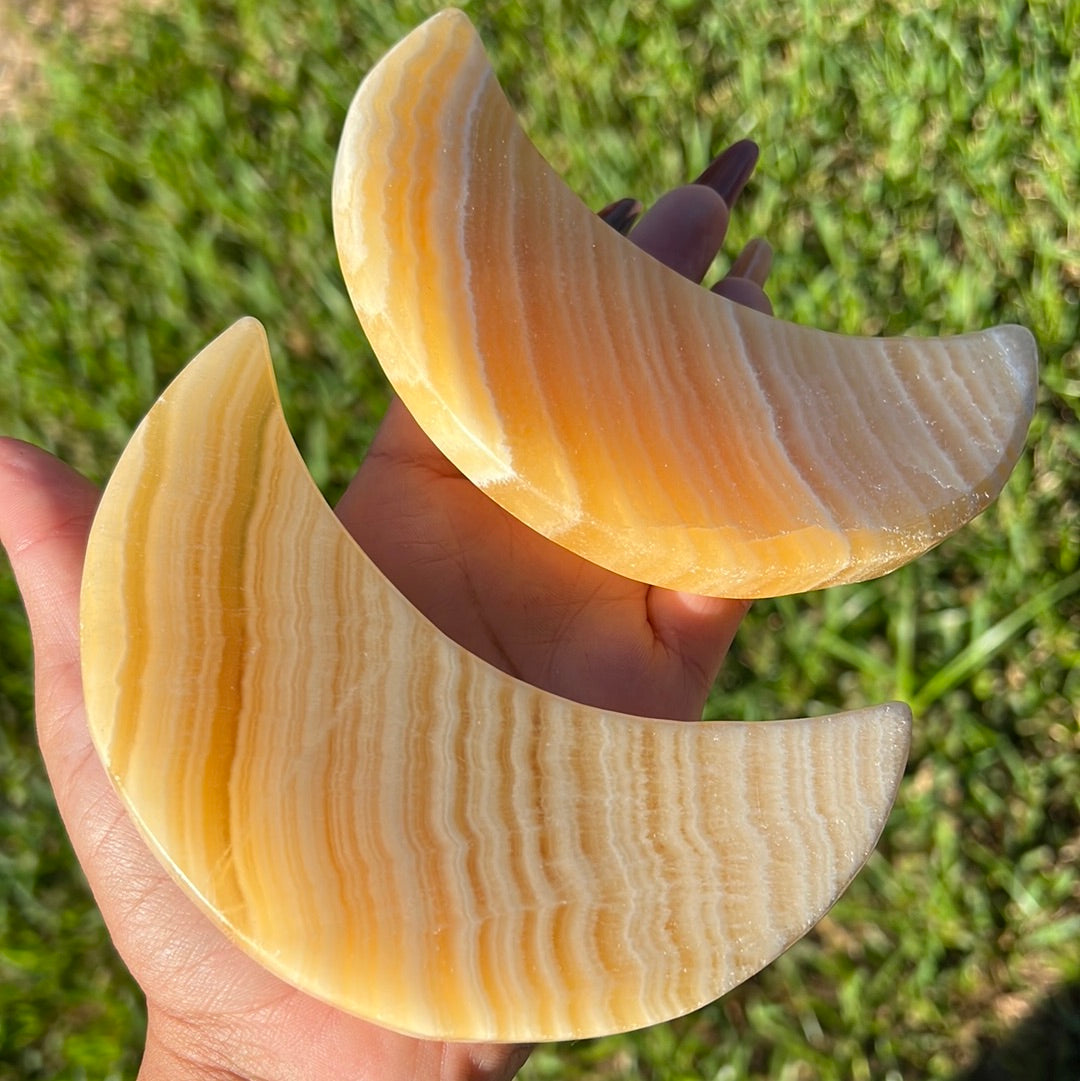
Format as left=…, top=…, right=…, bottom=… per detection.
left=333, top=9, right=1037, bottom=597
left=81, top=320, right=911, bottom=1040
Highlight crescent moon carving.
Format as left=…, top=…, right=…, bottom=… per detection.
left=332, top=8, right=1037, bottom=598
left=81, top=319, right=911, bottom=1041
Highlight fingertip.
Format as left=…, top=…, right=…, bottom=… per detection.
left=711, top=276, right=774, bottom=316
left=728, top=236, right=773, bottom=286
left=0, top=436, right=97, bottom=496
left=0, top=441, right=99, bottom=696
left=649, top=588, right=750, bottom=645
left=0, top=438, right=99, bottom=562
left=629, top=185, right=731, bottom=282
left=670, top=590, right=752, bottom=621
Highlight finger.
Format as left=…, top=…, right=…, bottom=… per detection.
left=626, top=141, right=762, bottom=281
left=713, top=237, right=774, bottom=315
left=0, top=438, right=120, bottom=850
left=598, top=140, right=758, bottom=242
left=647, top=588, right=751, bottom=713
left=0, top=441, right=153, bottom=899
left=712, top=276, right=774, bottom=316
left=627, top=184, right=730, bottom=282
left=693, top=139, right=759, bottom=209
left=0, top=438, right=97, bottom=740
left=0, top=439, right=148, bottom=920
left=728, top=236, right=772, bottom=286
left=0, top=438, right=300, bottom=1008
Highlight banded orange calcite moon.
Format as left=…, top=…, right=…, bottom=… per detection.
left=333, top=8, right=1038, bottom=597
left=81, top=319, right=911, bottom=1041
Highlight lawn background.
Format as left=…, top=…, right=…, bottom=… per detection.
left=1, top=0, right=1077, bottom=1078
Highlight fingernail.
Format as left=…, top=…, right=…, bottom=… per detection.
left=729, top=237, right=773, bottom=286
left=597, top=197, right=644, bottom=235
left=694, top=140, right=759, bottom=207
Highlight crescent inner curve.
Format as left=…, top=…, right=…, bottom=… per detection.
left=81, top=319, right=912, bottom=1042
left=332, top=8, right=1037, bottom=598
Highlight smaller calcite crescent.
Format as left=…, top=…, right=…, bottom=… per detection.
left=333, top=8, right=1038, bottom=597
left=81, top=319, right=912, bottom=1041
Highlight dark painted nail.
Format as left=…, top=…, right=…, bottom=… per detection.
left=694, top=140, right=759, bottom=207
left=597, top=197, right=644, bottom=235
left=729, top=237, right=773, bottom=286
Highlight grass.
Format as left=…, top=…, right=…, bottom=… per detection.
left=0, top=0, right=1077, bottom=1077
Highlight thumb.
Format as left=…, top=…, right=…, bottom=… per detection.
left=645, top=586, right=750, bottom=714
left=0, top=438, right=109, bottom=842
left=0, top=436, right=205, bottom=964
left=0, top=437, right=98, bottom=717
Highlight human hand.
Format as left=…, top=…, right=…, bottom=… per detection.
left=338, top=140, right=772, bottom=722
left=0, top=141, right=771, bottom=1081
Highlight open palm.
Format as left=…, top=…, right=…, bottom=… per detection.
left=0, top=144, right=770, bottom=1081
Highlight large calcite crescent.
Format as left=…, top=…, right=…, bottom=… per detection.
left=81, top=319, right=911, bottom=1041
left=333, top=8, right=1038, bottom=598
